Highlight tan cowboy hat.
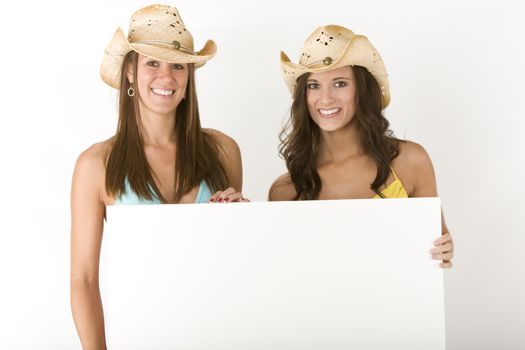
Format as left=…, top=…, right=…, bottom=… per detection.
left=281, top=25, right=390, bottom=108
left=100, top=4, right=217, bottom=89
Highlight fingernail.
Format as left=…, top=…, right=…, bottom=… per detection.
left=218, top=197, right=223, bottom=203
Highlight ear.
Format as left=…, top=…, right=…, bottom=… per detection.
left=126, top=62, right=134, bottom=84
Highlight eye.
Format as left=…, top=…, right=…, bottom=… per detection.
left=334, top=81, right=348, bottom=88
left=306, top=82, right=320, bottom=89
left=146, top=60, right=159, bottom=67
left=171, top=63, right=184, bottom=70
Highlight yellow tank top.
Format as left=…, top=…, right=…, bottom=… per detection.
left=373, top=169, right=408, bottom=198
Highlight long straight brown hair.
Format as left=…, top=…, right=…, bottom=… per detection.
left=105, top=51, right=228, bottom=203
left=279, top=65, right=402, bottom=200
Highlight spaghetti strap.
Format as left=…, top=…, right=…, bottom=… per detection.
left=374, top=167, right=409, bottom=199
left=390, top=167, right=399, bottom=180
left=194, top=180, right=213, bottom=203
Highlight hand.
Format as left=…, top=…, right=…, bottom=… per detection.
left=209, top=187, right=250, bottom=203
left=430, top=232, right=453, bottom=269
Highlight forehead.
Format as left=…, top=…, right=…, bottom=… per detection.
left=137, top=53, right=188, bottom=66
left=308, top=66, right=354, bottom=80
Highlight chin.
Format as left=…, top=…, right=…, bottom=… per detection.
left=316, top=121, right=346, bottom=132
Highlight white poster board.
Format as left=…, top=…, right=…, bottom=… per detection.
left=103, top=198, right=444, bottom=349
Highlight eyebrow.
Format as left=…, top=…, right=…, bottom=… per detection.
left=307, top=77, right=352, bottom=82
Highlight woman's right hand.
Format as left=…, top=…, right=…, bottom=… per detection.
left=209, top=187, right=250, bottom=203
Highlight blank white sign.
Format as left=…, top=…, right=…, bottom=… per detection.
left=103, top=198, right=444, bottom=349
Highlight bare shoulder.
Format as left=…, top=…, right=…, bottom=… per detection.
left=268, top=172, right=297, bottom=201
left=393, top=140, right=437, bottom=196
left=72, top=140, right=113, bottom=198
left=74, top=140, right=112, bottom=176
left=395, top=140, right=434, bottom=171
left=203, top=128, right=240, bottom=157
left=203, top=128, right=242, bottom=190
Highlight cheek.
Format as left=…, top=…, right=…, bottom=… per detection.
left=341, top=88, right=356, bottom=111
left=135, top=70, right=151, bottom=90
left=306, top=91, right=318, bottom=113
left=179, top=77, right=189, bottom=91
left=176, top=70, right=189, bottom=85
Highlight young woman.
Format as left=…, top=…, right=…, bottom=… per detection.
left=269, top=25, right=453, bottom=268
left=70, top=5, right=243, bottom=348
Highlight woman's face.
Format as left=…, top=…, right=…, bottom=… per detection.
left=128, top=54, right=189, bottom=117
left=306, top=66, right=357, bottom=133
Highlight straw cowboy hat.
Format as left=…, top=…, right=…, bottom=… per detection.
left=100, top=4, right=216, bottom=89
left=280, top=25, right=390, bottom=108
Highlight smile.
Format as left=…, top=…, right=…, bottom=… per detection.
left=318, top=108, right=341, bottom=117
left=151, top=88, right=175, bottom=96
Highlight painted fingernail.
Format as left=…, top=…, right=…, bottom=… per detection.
left=218, top=197, right=223, bottom=203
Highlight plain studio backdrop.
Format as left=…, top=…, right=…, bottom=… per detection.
left=0, top=0, right=523, bottom=349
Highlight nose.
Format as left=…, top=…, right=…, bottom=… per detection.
left=320, top=86, right=336, bottom=105
left=157, top=63, right=175, bottom=82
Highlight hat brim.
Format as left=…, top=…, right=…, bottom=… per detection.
left=100, top=28, right=216, bottom=89
left=280, top=35, right=391, bottom=108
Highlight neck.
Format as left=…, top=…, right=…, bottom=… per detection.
left=317, top=122, right=363, bottom=164
left=138, top=107, right=177, bottom=147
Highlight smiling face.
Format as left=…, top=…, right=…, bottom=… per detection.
left=127, top=53, right=189, bottom=117
left=305, top=66, right=356, bottom=133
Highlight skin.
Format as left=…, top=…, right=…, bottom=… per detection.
left=70, top=54, right=242, bottom=349
left=268, top=66, right=453, bottom=268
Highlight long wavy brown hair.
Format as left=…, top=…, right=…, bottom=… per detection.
left=105, top=51, right=228, bottom=203
left=279, top=65, right=402, bottom=200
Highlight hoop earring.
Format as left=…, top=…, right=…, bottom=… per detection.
left=127, top=85, right=135, bottom=97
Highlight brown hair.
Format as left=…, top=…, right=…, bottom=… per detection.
left=105, top=51, right=228, bottom=203
left=278, top=65, right=401, bottom=200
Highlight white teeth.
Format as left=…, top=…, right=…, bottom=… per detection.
left=319, top=108, right=340, bottom=115
left=152, top=88, right=174, bottom=96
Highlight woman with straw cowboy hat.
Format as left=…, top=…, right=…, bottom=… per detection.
left=71, top=4, right=245, bottom=348
left=269, top=25, right=453, bottom=268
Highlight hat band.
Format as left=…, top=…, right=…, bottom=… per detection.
left=133, top=39, right=194, bottom=54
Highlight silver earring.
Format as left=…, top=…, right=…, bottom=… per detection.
left=127, top=85, right=135, bottom=97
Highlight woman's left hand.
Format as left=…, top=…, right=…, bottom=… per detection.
left=209, top=187, right=250, bottom=203
left=430, top=232, right=453, bottom=268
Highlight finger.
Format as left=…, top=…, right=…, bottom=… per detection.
left=223, top=192, right=244, bottom=203
left=439, top=261, right=452, bottom=269
left=434, top=232, right=452, bottom=245
left=217, top=187, right=236, bottom=203
left=432, top=252, right=453, bottom=261
left=430, top=242, right=453, bottom=254
left=209, top=191, right=223, bottom=203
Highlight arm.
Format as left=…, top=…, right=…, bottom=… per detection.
left=396, top=141, right=453, bottom=268
left=206, top=129, right=245, bottom=202
left=217, top=131, right=242, bottom=192
left=70, top=146, right=107, bottom=349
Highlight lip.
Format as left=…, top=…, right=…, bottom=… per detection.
left=151, top=88, right=175, bottom=97
left=317, top=107, right=341, bottom=118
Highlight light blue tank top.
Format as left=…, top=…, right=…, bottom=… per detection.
left=114, top=179, right=212, bottom=205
